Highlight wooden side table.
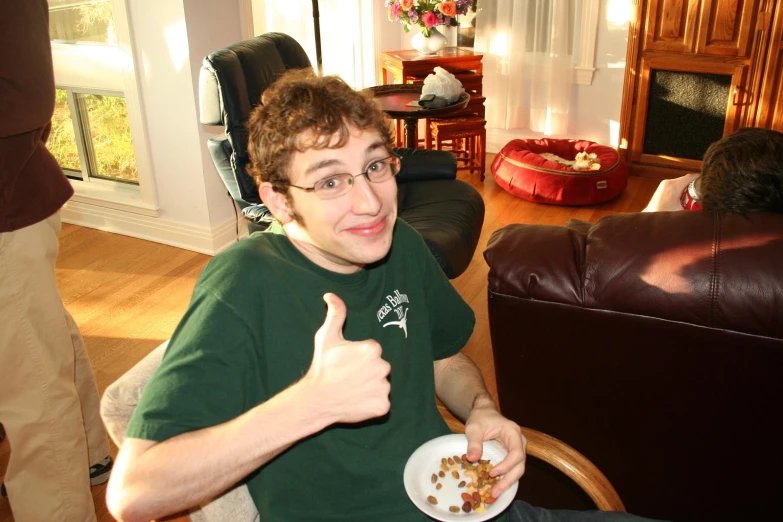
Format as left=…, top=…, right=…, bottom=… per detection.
left=380, top=48, right=485, bottom=149
left=380, top=48, right=483, bottom=86
left=367, top=84, right=470, bottom=149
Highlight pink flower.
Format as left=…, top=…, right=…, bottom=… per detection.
left=387, top=2, right=401, bottom=22
left=400, top=0, right=413, bottom=10
left=422, top=10, right=437, bottom=29
left=437, top=1, right=457, bottom=18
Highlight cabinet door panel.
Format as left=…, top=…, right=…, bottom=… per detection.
left=696, top=0, right=759, bottom=56
left=644, top=0, right=701, bottom=52
left=754, top=1, right=783, bottom=130
left=628, top=57, right=747, bottom=169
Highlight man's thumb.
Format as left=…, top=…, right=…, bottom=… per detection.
left=317, top=293, right=346, bottom=346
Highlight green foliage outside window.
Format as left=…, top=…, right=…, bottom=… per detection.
left=50, top=89, right=81, bottom=172
left=49, top=89, right=139, bottom=184
left=82, top=94, right=138, bottom=183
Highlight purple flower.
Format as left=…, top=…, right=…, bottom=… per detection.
left=408, top=9, right=418, bottom=23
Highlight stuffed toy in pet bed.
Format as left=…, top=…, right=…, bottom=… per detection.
left=491, top=138, right=628, bottom=205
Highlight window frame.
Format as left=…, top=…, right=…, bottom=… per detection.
left=574, top=0, right=600, bottom=86
left=50, top=0, right=158, bottom=217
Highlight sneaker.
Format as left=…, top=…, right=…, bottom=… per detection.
left=0, top=456, right=112, bottom=496
left=90, top=456, right=113, bottom=486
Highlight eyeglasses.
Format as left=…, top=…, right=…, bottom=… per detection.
left=289, top=155, right=402, bottom=200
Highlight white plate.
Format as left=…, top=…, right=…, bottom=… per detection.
left=403, top=434, right=518, bottom=521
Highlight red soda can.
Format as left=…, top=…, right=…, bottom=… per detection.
left=680, top=176, right=703, bottom=211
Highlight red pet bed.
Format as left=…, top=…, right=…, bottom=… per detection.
left=491, top=138, right=628, bottom=206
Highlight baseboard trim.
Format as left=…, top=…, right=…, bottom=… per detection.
left=61, top=200, right=240, bottom=255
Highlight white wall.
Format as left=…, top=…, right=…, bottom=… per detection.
left=569, top=0, right=630, bottom=147
left=181, top=0, right=245, bottom=229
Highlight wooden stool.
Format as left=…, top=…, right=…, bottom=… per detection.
left=430, top=116, right=486, bottom=181
left=423, top=95, right=486, bottom=149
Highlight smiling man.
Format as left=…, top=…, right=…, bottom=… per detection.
left=107, top=71, right=659, bottom=522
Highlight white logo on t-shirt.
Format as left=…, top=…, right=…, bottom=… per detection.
left=376, top=289, right=410, bottom=338
left=382, top=307, right=408, bottom=338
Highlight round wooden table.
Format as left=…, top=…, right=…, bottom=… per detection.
left=367, top=84, right=470, bottom=149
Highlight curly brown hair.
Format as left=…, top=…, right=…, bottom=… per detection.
left=246, top=69, right=393, bottom=201
left=700, top=127, right=783, bottom=214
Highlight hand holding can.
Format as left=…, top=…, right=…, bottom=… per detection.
left=680, top=176, right=703, bottom=211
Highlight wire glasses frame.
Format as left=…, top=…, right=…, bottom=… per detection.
left=288, top=154, right=402, bottom=200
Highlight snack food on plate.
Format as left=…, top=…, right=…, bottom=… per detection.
left=426, top=453, right=500, bottom=513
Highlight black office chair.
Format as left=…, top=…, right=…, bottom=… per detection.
left=198, top=32, right=484, bottom=278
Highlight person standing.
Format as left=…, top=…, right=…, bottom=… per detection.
left=0, top=1, right=112, bottom=520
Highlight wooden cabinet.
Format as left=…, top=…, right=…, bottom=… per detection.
left=755, top=1, right=783, bottom=129
left=619, top=0, right=783, bottom=178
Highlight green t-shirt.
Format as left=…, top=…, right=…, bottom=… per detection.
left=127, top=219, right=477, bottom=521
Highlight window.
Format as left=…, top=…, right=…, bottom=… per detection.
left=54, top=88, right=139, bottom=184
left=50, top=0, right=155, bottom=211
left=49, top=0, right=116, bottom=44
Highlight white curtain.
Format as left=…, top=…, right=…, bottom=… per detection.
left=254, top=0, right=317, bottom=65
left=253, top=0, right=377, bottom=89
left=318, top=0, right=377, bottom=88
left=474, top=0, right=574, bottom=136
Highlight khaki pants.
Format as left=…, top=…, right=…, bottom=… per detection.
left=0, top=213, right=109, bottom=522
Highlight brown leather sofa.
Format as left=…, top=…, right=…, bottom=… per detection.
left=483, top=211, right=783, bottom=522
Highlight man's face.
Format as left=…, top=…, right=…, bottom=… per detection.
left=279, top=127, right=398, bottom=274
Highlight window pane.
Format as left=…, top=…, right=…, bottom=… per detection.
left=49, top=0, right=116, bottom=45
left=79, top=94, right=139, bottom=184
left=50, top=89, right=82, bottom=176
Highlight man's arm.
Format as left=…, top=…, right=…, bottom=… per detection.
left=108, top=293, right=391, bottom=522
left=433, top=353, right=527, bottom=500
left=108, top=379, right=332, bottom=522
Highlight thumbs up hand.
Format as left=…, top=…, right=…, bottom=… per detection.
left=305, top=293, right=391, bottom=424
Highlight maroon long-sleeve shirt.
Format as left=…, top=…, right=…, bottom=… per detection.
left=0, top=0, right=74, bottom=232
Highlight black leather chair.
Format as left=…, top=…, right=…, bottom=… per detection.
left=198, top=32, right=484, bottom=278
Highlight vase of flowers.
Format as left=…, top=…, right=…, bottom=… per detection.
left=386, top=1, right=473, bottom=54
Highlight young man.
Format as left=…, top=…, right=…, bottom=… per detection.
left=107, top=71, right=657, bottom=522
left=0, top=1, right=112, bottom=520
left=643, top=127, right=783, bottom=213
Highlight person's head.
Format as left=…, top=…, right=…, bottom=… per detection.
left=700, top=127, right=783, bottom=214
left=246, top=69, right=398, bottom=273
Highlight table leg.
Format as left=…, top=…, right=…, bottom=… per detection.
left=403, top=117, right=418, bottom=149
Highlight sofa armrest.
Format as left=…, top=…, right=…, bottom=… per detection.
left=393, top=147, right=457, bottom=183
left=484, top=223, right=587, bottom=306
left=99, top=341, right=260, bottom=522
left=100, top=341, right=168, bottom=447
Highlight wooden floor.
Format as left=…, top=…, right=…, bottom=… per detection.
left=0, top=156, right=658, bottom=521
